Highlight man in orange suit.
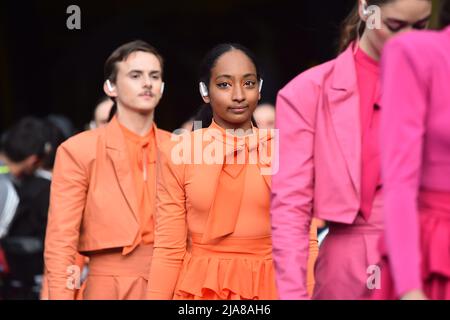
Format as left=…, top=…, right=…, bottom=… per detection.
left=44, top=40, right=171, bottom=299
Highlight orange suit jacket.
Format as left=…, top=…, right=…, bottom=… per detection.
left=44, top=117, right=170, bottom=299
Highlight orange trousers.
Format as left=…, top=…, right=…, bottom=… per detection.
left=82, top=244, right=153, bottom=300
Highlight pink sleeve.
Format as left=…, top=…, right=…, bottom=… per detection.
left=271, top=78, right=317, bottom=299
left=380, top=38, right=428, bottom=296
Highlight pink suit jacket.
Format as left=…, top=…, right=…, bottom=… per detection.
left=271, top=45, right=366, bottom=299
left=380, top=26, right=450, bottom=296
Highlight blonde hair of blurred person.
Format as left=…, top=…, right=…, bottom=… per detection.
left=253, top=103, right=275, bottom=129
left=89, top=96, right=114, bottom=129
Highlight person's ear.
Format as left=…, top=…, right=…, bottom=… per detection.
left=202, top=96, right=211, bottom=104
left=359, top=0, right=370, bottom=22
left=104, top=79, right=118, bottom=98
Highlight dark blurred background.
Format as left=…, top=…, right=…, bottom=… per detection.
left=0, top=0, right=443, bottom=133
left=0, top=0, right=359, bottom=133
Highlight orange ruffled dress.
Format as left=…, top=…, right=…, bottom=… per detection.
left=147, top=121, right=318, bottom=300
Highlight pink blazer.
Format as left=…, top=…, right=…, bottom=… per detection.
left=380, top=26, right=450, bottom=296
left=271, top=45, right=365, bottom=299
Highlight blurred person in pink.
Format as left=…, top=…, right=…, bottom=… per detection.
left=374, top=4, right=450, bottom=300
left=271, top=0, right=432, bottom=299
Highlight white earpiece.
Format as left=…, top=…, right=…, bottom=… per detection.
left=106, top=79, right=114, bottom=92
left=259, top=79, right=264, bottom=93
left=362, top=1, right=370, bottom=17
left=199, top=82, right=208, bottom=97
left=160, top=82, right=165, bottom=95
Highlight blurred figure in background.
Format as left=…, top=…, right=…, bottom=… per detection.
left=180, top=116, right=195, bottom=132
left=0, top=136, right=8, bottom=173
left=0, top=117, right=53, bottom=299
left=34, top=116, right=85, bottom=300
left=0, top=149, right=18, bottom=296
left=88, top=96, right=114, bottom=130
left=253, top=103, right=275, bottom=129
left=46, top=114, right=77, bottom=142
left=34, top=117, right=69, bottom=181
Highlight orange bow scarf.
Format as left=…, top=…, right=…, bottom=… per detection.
left=201, top=123, right=274, bottom=244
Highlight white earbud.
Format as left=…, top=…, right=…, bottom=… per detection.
left=106, top=79, right=114, bottom=92
left=362, top=1, right=370, bottom=17
left=160, top=82, right=165, bottom=95
left=259, top=79, right=264, bottom=93
left=199, top=82, right=208, bottom=97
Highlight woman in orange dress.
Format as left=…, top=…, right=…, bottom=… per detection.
left=147, top=43, right=318, bottom=300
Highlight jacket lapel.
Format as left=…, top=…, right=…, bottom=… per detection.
left=328, top=45, right=361, bottom=197
left=105, top=117, right=140, bottom=223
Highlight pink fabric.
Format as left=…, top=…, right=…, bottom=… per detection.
left=373, top=189, right=450, bottom=300
left=271, top=44, right=383, bottom=299
left=313, top=191, right=383, bottom=299
left=312, top=48, right=383, bottom=300
left=380, top=26, right=450, bottom=296
left=355, top=47, right=381, bottom=221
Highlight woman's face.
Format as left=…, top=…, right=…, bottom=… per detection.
left=204, top=49, right=260, bottom=130
left=361, top=0, right=432, bottom=56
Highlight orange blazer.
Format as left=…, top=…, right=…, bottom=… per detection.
left=44, top=117, right=170, bottom=299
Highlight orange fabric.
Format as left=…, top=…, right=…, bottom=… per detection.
left=307, top=218, right=319, bottom=297
left=44, top=116, right=170, bottom=299
left=148, top=121, right=318, bottom=300
left=313, top=218, right=327, bottom=229
left=202, top=150, right=247, bottom=243
left=202, top=122, right=272, bottom=244
left=174, top=233, right=277, bottom=300
left=119, top=123, right=157, bottom=254
left=40, top=253, right=88, bottom=300
left=83, top=244, right=153, bottom=300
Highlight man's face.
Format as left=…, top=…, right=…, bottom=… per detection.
left=109, top=51, right=163, bottom=115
